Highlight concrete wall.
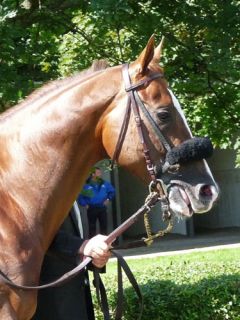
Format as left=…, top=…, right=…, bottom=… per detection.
left=116, top=148, right=240, bottom=237
left=98, top=148, right=240, bottom=238
left=194, top=149, right=240, bottom=229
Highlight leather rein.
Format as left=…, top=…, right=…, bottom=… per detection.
left=0, top=63, right=173, bottom=291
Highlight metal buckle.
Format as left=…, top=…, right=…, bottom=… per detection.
left=149, top=179, right=168, bottom=196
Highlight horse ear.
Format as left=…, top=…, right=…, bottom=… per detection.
left=153, top=36, right=165, bottom=63
left=134, top=34, right=155, bottom=75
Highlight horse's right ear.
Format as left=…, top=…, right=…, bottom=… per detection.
left=134, top=34, right=155, bottom=75
left=153, top=36, right=165, bottom=63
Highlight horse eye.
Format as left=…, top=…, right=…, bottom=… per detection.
left=157, top=111, right=171, bottom=123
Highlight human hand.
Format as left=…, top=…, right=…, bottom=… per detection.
left=103, top=199, right=109, bottom=206
left=79, top=235, right=111, bottom=268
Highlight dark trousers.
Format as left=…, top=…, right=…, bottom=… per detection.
left=87, top=207, right=107, bottom=238
left=32, top=258, right=95, bottom=320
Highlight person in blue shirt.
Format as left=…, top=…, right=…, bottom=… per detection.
left=78, top=167, right=115, bottom=238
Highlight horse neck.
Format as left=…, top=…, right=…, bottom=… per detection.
left=0, top=66, right=122, bottom=252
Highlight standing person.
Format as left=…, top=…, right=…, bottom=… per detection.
left=78, top=167, right=115, bottom=238
left=32, top=201, right=111, bottom=320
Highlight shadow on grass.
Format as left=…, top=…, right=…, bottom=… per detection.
left=106, top=274, right=240, bottom=320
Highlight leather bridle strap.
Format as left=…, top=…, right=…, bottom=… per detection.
left=112, top=63, right=172, bottom=183
left=125, top=73, right=163, bottom=92
left=113, top=250, right=143, bottom=320
left=133, top=92, right=172, bottom=153
left=0, top=190, right=160, bottom=290
left=121, top=63, right=174, bottom=206
left=111, top=94, right=131, bottom=169
left=93, top=250, right=143, bottom=320
left=121, top=63, right=160, bottom=182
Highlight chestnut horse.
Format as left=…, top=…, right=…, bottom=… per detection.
left=0, top=35, right=218, bottom=319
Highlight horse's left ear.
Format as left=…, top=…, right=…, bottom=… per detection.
left=134, top=34, right=155, bottom=75
left=153, top=36, right=165, bottom=63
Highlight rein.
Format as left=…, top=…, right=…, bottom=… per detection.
left=0, top=63, right=175, bottom=291
left=0, top=185, right=169, bottom=290
left=0, top=63, right=213, bottom=293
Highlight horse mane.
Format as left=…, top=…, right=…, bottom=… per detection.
left=22, top=59, right=109, bottom=106
left=0, top=59, right=109, bottom=120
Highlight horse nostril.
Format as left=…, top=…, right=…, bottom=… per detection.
left=200, top=185, right=213, bottom=197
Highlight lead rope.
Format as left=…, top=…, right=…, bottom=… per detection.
left=93, top=180, right=174, bottom=320
left=93, top=250, right=143, bottom=320
left=113, top=181, right=173, bottom=320
left=143, top=212, right=174, bottom=246
left=143, top=179, right=173, bottom=246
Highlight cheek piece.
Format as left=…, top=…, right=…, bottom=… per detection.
left=161, top=137, right=213, bottom=174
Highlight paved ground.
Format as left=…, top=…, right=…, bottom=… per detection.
left=114, top=227, right=240, bottom=260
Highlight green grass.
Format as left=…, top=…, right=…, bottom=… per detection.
left=108, top=247, right=240, bottom=270
left=91, top=248, right=240, bottom=320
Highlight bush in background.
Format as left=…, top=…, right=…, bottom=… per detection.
left=92, top=249, right=240, bottom=319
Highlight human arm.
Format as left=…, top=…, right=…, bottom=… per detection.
left=49, top=231, right=111, bottom=268
left=103, top=181, right=115, bottom=206
left=77, top=186, right=92, bottom=207
left=49, top=230, right=83, bottom=257
left=106, top=181, right=115, bottom=201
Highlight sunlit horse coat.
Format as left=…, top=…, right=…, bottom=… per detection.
left=0, top=35, right=219, bottom=319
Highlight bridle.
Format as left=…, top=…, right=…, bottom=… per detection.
left=0, top=62, right=174, bottom=293
left=112, top=63, right=172, bottom=180
left=112, top=63, right=214, bottom=238
left=0, top=62, right=213, bottom=294
left=112, top=63, right=173, bottom=218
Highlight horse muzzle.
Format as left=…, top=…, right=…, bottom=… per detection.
left=167, top=180, right=219, bottom=218
left=157, top=137, right=219, bottom=218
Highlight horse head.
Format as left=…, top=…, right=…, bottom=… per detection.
left=103, top=35, right=219, bottom=218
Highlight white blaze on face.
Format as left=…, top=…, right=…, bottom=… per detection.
left=202, top=158, right=218, bottom=183
left=168, top=89, right=193, bottom=137
left=167, top=89, right=218, bottom=185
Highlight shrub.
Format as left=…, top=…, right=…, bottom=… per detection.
left=91, top=249, right=240, bottom=319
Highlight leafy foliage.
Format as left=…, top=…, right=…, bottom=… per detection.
left=91, top=249, right=240, bottom=319
left=0, top=0, right=239, bottom=163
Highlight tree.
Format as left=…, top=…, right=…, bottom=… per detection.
left=0, top=0, right=239, bottom=164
